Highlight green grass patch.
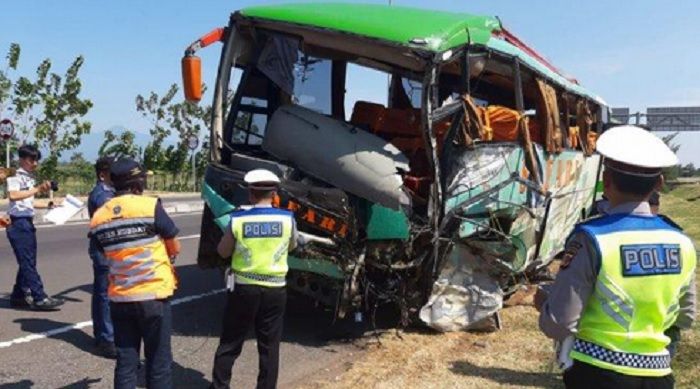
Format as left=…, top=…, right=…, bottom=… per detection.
left=663, top=184, right=700, bottom=387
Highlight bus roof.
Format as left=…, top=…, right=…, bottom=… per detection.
left=239, top=3, right=606, bottom=105
left=241, top=3, right=499, bottom=52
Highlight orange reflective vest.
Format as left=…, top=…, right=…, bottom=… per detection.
left=90, top=195, right=177, bottom=302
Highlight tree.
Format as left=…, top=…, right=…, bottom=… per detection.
left=136, top=84, right=178, bottom=171
left=56, top=152, right=94, bottom=191
left=660, top=132, right=681, bottom=182
left=136, top=83, right=212, bottom=189
left=0, top=44, right=22, bottom=164
left=0, top=43, right=20, bottom=118
left=99, top=129, right=141, bottom=159
left=8, top=56, right=93, bottom=179
left=680, top=163, right=696, bottom=177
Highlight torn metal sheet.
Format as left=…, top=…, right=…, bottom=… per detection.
left=421, top=143, right=600, bottom=331
left=420, top=244, right=503, bottom=331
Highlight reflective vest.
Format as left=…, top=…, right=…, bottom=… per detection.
left=570, top=214, right=696, bottom=377
left=90, top=195, right=177, bottom=302
left=230, top=207, right=293, bottom=287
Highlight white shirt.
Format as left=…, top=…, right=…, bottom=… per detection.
left=6, top=168, right=36, bottom=217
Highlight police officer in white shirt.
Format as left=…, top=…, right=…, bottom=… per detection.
left=6, top=145, right=64, bottom=310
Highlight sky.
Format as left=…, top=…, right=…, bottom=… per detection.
left=2, top=0, right=700, bottom=165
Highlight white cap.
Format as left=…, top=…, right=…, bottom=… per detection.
left=597, top=125, right=678, bottom=174
left=244, top=169, right=280, bottom=189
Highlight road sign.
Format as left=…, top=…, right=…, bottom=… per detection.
left=0, top=119, right=14, bottom=140
left=610, top=108, right=630, bottom=124
left=646, top=106, right=700, bottom=132
left=187, top=134, right=199, bottom=150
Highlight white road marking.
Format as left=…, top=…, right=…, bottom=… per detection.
left=0, top=288, right=225, bottom=349
left=34, top=211, right=202, bottom=229
left=179, top=234, right=201, bottom=240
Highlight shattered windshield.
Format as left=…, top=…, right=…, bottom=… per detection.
left=292, top=54, right=332, bottom=115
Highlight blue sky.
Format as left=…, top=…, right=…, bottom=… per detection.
left=2, top=0, right=700, bottom=165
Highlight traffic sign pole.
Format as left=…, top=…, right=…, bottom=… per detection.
left=187, top=134, right=199, bottom=191
left=191, top=151, right=196, bottom=191
left=0, top=119, right=16, bottom=168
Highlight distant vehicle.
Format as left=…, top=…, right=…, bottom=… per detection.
left=182, top=3, right=609, bottom=331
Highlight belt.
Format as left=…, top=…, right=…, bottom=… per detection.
left=573, top=339, right=671, bottom=370
left=9, top=215, right=33, bottom=220
left=234, top=271, right=286, bottom=285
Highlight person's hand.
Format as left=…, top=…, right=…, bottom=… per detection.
left=534, top=285, right=549, bottom=312
left=36, top=181, right=51, bottom=193
left=0, top=215, right=10, bottom=228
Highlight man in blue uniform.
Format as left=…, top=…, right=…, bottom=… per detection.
left=536, top=126, right=697, bottom=389
left=87, top=156, right=117, bottom=358
left=6, top=145, right=63, bottom=310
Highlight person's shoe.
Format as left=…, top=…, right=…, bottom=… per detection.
left=9, top=295, right=33, bottom=308
left=96, top=341, right=117, bottom=359
left=31, top=297, right=64, bottom=311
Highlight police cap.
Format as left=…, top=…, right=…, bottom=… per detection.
left=110, top=158, right=146, bottom=189
left=244, top=169, right=280, bottom=190
left=597, top=125, right=678, bottom=177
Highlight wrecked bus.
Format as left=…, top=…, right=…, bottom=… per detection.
left=181, top=4, right=608, bottom=331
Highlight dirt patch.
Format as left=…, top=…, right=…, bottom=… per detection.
left=301, top=305, right=563, bottom=389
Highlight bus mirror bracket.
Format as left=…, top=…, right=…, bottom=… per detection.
left=182, top=27, right=226, bottom=102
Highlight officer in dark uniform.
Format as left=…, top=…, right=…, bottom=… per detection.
left=87, top=156, right=117, bottom=358
left=90, top=158, right=181, bottom=389
left=536, top=126, right=697, bottom=389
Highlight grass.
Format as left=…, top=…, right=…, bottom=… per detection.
left=303, top=184, right=700, bottom=389
left=661, top=183, right=700, bottom=388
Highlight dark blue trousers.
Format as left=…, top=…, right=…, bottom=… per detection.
left=7, top=217, right=47, bottom=301
left=89, top=239, right=114, bottom=344
left=111, top=299, right=172, bottom=389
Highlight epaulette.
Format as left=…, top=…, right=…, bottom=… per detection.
left=657, top=214, right=684, bottom=231
left=576, top=212, right=612, bottom=227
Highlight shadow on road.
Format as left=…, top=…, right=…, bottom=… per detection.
left=52, top=283, right=92, bottom=303
left=13, top=317, right=104, bottom=358
left=0, top=380, right=33, bottom=389
left=449, top=360, right=562, bottom=388
left=58, top=377, right=103, bottom=388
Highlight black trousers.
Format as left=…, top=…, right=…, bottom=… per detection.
left=211, top=284, right=286, bottom=389
left=564, top=361, right=674, bottom=389
left=111, top=299, right=172, bottom=389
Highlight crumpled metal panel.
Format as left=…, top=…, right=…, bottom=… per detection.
left=420, top=244, right=503, bottom=332
left=263, top=104, right=411, bottom=210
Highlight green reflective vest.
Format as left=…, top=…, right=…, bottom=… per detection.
left=230, top=207, right=293, bottom=287
left=571, top=214, right=696, bottom=377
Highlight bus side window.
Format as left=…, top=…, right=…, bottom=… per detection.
left=232, top=103, right=268, bottom=146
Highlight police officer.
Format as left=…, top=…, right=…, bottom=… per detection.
left=87, top=156, right=117, bottom=358
left=536, top=125, right=697, bottom=389
left=211, top=169, right=298, bottom=389
left=90, top=158, right=181, bottom=389
left=6, top=145, right=63, bottom=310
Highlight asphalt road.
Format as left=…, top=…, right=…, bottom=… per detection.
left=0, top=195, right=203, bottom=213
left=0, top=212, right=363, bottom=388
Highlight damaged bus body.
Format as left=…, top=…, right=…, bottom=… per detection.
left=182, top=4, right=608, bottom=331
